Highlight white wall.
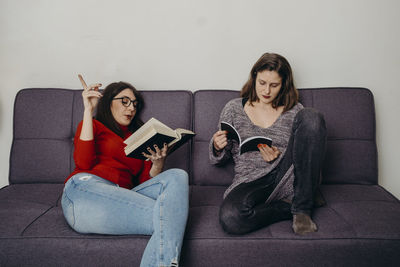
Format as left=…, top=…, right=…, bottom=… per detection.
left=1, top=0, right=399, bottom=198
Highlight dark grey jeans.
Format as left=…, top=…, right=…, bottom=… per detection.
left=219, top=108, right=327, bottom=234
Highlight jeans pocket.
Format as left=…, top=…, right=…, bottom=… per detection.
left=61, top=192, right=75, bottom=228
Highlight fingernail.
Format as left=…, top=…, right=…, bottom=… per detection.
left=257, top=144, right=262, bottom=148
left=263, top=144, right=267, bottom=147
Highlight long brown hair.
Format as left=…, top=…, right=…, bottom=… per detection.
left=240, top=53, right=298, bottom=112
left=96, top=82, right=144, bottom=138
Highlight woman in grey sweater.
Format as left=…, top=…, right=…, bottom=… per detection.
left=210, top=53, right=327, bottom=235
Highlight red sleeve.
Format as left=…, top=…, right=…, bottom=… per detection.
left=73, top=120, right=97, bottom=170
left=137, top=160, right=152, bottom=184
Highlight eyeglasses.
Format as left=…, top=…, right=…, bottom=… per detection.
left=113, top=96, right=139, bottom=109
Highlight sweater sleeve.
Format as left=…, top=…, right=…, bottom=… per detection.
left=73, top=120, right=97, bottom=170
left=209, top=100, right=235, bottom=166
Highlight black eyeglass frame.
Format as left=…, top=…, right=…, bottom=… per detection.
left=113, top=97, right=139, bottom=108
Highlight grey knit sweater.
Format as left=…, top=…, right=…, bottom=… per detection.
left=209, top=98, right=303, bottom=203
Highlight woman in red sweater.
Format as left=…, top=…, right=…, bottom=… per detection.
left=61, top=75, right=189, bottom=267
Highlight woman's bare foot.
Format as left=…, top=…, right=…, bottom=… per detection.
left=292, top=213, right=317, bottom=235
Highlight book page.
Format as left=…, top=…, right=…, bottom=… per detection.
left=170, top=128, right=195, bottom=146
left=124, top=128, right=158, bottom=155
left=124, top=118, right=176, bottom=145
left=124, top=117, right=157, bottom=145
left=175, top=128, right=195, bottom=136
left=151, top=119, right=178, bottom=138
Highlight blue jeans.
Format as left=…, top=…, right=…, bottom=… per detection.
left=61, top=168, right=189, bottom=267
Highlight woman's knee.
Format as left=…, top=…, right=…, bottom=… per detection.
left=295, top=108, right=326, bottom=137
left=61, top=186, right=92, bottom=234
left=219, top=201, right=248, bottom=235
left=61, top=191, right=76, bottom=229
left=163, top=168, right=189, bottom=186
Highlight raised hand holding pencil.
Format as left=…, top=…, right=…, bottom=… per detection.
left=78, top=74, right=102, bottom=141
left=78, top=74, right=102, bottom=113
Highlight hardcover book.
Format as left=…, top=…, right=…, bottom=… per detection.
left=124, top=117, right=195, bottom=160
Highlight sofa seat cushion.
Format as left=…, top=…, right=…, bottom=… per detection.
left=180, top=236, right=400, bottom=267
left=0, top=201, right=52, bottom=237
left=180, top=184, right=400, bottom=266
left=187, top=184, right=400, bottom=240
left=1, top=184, right=399, bottom=267
left=0, top=184, right=64, bottom=237
left=1, top=236, right=148, bottom=267
left=2, top=183, right=399, bottom=240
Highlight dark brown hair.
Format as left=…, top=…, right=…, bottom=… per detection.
left=240, top=53, right=298, bottom=112
left=96, top=81, right=144, bottom=138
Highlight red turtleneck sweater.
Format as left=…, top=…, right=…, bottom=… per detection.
left=65, top=119, right=152, bottom=189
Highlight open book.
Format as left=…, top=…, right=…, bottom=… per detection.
left=124, top=117, right=195, bottom=160
left=221, top=121, right=272, bottom=155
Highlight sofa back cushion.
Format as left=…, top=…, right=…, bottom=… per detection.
left=10, top=87, right=377, bottom=185
left=192, top=88, right=378, bottom=186
left=10, top=88, right=192, bottom=184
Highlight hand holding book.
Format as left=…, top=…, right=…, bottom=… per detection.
left=212, top=130, right=228, bottom=152
left=257, top=143, right=281, bottom=162
left=141, top=143, right=168, bottom=163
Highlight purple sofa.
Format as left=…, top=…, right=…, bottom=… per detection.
left=1, top=87, right=399, bottom=266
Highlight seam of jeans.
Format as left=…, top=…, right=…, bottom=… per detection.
left=134, top=180, right=165, bottom=196
left=159, top=191, right=166, bottom=267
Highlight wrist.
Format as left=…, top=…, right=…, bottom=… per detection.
left=83, top=108, right=94, bottom=117
left=152, top=161, right=164, bottom=170
left=150, top=164, right=163, bottom=177
left=214, top=145, right=223, bottom=152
